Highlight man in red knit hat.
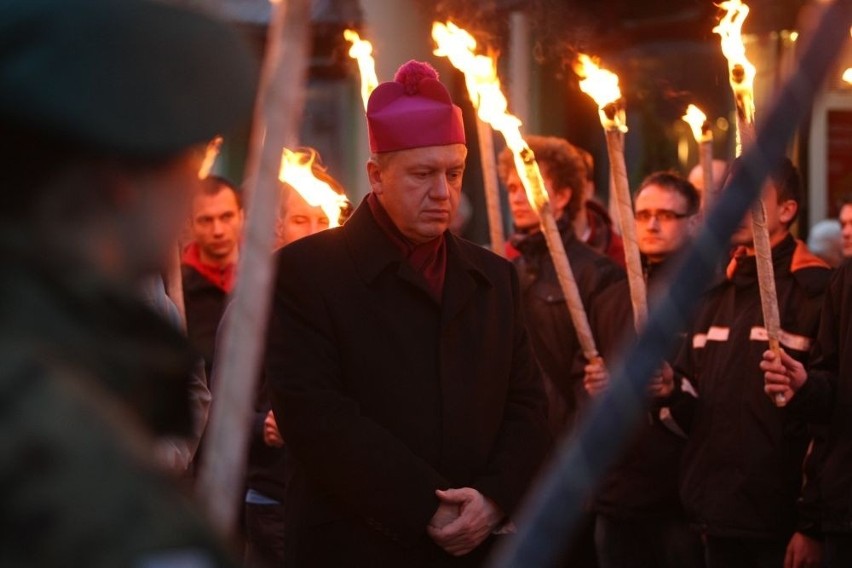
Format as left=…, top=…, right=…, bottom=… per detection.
left=265, top=60, right=550, bottom=566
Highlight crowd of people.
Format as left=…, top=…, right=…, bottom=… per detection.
left=5, top=1, right=852, bottom=568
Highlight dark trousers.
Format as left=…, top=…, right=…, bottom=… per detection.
left=704, top=535, right=787, bottom=568
left=244, top=503, right=286, bottom=568
left=594, top=514, right=705, bottom=568
left=825, top=533, right=852, bottom=567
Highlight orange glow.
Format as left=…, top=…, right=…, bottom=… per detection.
left=278, top=148, right=348, bottom=228
left=843, top=68, right=852, bottom=85
left=343, top=29, right=379, bottom=110
left=682, top=104, right=709, bottom=143
left=197, top=136, right=224, bottom=180
left=432, top=21, right=548, bottom=211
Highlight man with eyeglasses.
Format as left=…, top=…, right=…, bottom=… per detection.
left=670, top=158, right=831, bottom=568
left=582, top=172, right=705, bottom=568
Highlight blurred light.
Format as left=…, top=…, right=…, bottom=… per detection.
left=716, top=117, right=730, bottom=131
left=678, top=133, right=690, bottom=168
left=843, top=68, right=852, bottom=85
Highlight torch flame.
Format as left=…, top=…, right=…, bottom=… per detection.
left=432, top=21, right=547, bottom=211
left=197, top=136, right=224, bottom=180
left=343, top=29, right=379, bottom=110
left=278, top=148, right=348, bottom=228
left=682, top=104, right=709, bottom=143
left=714, top=0, right=756, bottom=138
left=575, top=54, right=627, bottom=133
left=843, top=68, right=852, bottom=85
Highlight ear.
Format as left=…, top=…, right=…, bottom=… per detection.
left=367, top=159, right=384, bottom=195
left=778, top=199, right=798, bottom=226
left=551, top=186, right=572, bottom=213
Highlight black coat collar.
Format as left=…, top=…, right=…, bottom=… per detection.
left=342, top=198, right=492, bottom=313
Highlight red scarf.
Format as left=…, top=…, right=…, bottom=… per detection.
left=368, top=192, right=447, bottom=303
left=181, top=241, right=236, bottom=293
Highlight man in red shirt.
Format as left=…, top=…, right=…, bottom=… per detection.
left=182, top=176, right=244, bottom=377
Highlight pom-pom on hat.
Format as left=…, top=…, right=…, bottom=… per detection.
left=367, top=60, right=465, bottom=153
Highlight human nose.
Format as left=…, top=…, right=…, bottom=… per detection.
left=430, top=174, right=450, bottom=200
left=510, top=187, right=528, bottom=205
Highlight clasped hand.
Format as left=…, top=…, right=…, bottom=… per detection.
left=427, top=488, right=503, bottom=556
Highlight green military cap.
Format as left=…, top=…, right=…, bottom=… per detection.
left=0, top=0, right=258, bottom=157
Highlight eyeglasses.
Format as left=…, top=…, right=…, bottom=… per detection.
left=634, top=209, right=691, bottom=223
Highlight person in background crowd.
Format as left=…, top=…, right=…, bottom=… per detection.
left=142, top=277, right=211, bottom=475
left=0, top=0, right=255, bottom=564
left=243, top=153, right=349, bottom=568
left=574, top=147, right=626, bottom=267
left=688, top=159, right=729, bottom=210
left=499, top=135, right=624, bottom=437
left=499, top=135, right=624, bottom=568
left=837, top=194, right=852, bottom=260
left=182, top=175, right=245, bottom=380
left=583, top=172, right=705, bottom=568
left=763, top=258, right=852, bottom=567
left=671, top=159, right=830, bottom=568
left=808, top=219, right=844, bottom=268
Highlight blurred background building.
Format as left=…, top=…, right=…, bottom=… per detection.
left=176, top=0, right=852, bottom=243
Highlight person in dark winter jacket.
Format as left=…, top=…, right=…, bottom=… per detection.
left=265, top=61, right=549, bottom=567
left=499, top=135, right=624, bottom=568
left=0, top=0, right=255, bottom=564
left=182, top=176, right=244, bottom=381
left=671, top=159, right=831, bottom=568
left=583, top=172, right=705, bottom=568
left=762, top=259, right=852, bottom=567
left=498, top=135, right=625, bottom=436
left=576, top=147, right=626, bottom=268
left=242, top=153, right=349, bottom=568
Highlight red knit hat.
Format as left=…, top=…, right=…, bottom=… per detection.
left=366, top=60, right=466, bottom=153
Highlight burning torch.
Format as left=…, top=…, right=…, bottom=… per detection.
left=715, top=0, right=786, bottom=406
left=433, top=21, right=599, bottom=362
left=432, top=22, right=507, bottom=257
left=682, top=105, right=716, bottom=210
left=343, top=29, right=379, bottom=111
left=575, top=54, right=648, bottom=330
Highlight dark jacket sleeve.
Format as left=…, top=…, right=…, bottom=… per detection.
left=266, top=253, right=449, bottom=544
left=472, top=264, right=551, bottom=516
left=788, top=267, right=844, bottom=423
left=796, top=425, right=828, bottom=538
left=664, top=331, right=700, bottom=435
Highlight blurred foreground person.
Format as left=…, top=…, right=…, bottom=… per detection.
left=0, top=0, right=254, bottom=565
